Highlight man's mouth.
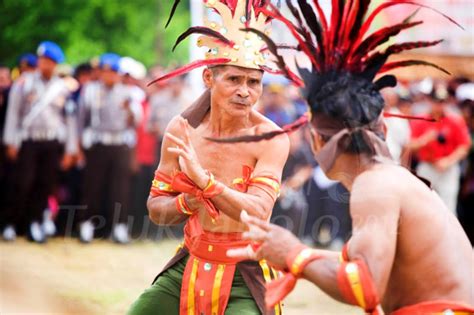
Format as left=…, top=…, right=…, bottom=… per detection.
left=231, top=101, right=249, bottom=107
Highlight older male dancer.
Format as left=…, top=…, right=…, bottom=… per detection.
left=225, top=1, right=474, bottom=314
left=128, top=1, right=289, bottom=314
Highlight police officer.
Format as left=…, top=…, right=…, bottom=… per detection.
left=2, top=41, right=78, bottom=243
left=18, top=53, right=38, bottom=74
left=78, top=53, right=142, bottom=244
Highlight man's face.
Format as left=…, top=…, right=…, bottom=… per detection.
left=0, top=68, right=11, bottom=91
left=100, top=68, right=120, bottom=86
left=204, top=66, right=263, bottom=117
left=430, top=99, right=446, bottom=116
left=37, top=57, right=56, bottom=77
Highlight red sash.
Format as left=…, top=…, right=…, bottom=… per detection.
left=179, top=218, right=251, bottom=315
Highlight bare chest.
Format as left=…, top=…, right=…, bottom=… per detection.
left=191, top=134, right=258, bottom=186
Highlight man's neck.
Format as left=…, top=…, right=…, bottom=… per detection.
left=39, top=71, right=53, bottom=81
left=207, top=102, right=251, bottom=137
left=327, top=153, right=375, bottom=191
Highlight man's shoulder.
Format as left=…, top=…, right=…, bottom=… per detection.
left=249, top=112, right=290, bottom=153
left=352, top=165, right=409, bottom=199
left=251, top=110, right=284, bottom=135
left=164, top=115, right=185, bottom=135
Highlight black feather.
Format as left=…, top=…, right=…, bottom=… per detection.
left=165, top=0, right=181, bottom=28
left=380, top=59, right=451, bottom=75
left=373, top=75, right=397, bottom=90
left=243, top=27, right=301, bottom=85
left=172, top=26, right=233, bottom=52
left=297, top=0, right=324, bottom=62
left=403, top=8, right=421, bottom=24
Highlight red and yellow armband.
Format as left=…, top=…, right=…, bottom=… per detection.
left=150, top=171, right=179, bottom=197
left=337, top=245, right=381, bottom=314
left=171, top=170, right=224, bottom=220
left=175, top=194, right=197, bottom=216
left=233, top=166, right=281, bottom=201
left=265, top=244, right=321, bottom=309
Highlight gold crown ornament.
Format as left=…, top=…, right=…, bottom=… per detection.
left=148, top=0, right=277, bottom=86
left=199, top=0, right=270, bottom=70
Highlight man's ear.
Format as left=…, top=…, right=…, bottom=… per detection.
left=382, top=120, right=388, bottom=139
left=202, top=68, right=213, bottom=89
left=309, top=128, right=324, bottom=155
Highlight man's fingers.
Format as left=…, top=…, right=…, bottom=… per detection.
left=227, top=246, right=257, bottom=260
left=241, top=210, right=270, bottom=232
left=167, top=147, right=192, bottom=160
left=183, top=119, right=192, bottom=144
left=242, top=224, right=268, bottom=242
left=165, top=133, right=188, bottom=149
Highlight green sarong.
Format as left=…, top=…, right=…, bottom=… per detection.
left=127, top=255, right=261, bottom=315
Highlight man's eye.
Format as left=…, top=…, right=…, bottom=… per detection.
left=249, top=80, right=259, bottom=85
left=229, top=77, right=238, bottom=82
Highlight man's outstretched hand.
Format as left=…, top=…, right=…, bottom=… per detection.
left=227, top=211, right=302, bottom=270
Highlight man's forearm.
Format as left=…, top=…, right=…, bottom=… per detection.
left=445, top=145, right=470, bottom=166
left=301, top=250, right=347, bottom=303
left=147, top=196, right=188, bottom=225
left=211, top=186, right=270, bottom=221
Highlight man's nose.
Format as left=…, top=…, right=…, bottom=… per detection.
left=237, top=83, right=250, bottom=98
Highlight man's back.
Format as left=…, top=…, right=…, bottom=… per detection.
left=360, top=164, right=474, bottom=310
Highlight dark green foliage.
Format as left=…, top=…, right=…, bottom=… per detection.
left=0, top=0, right=190, bottom=67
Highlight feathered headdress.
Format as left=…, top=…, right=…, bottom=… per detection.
left=208, top=0, right=462, bottom=143
left=149, top=0, right=280, bottom=86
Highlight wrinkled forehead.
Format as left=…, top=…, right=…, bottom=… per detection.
left=212, top=65, right=263, bottom=79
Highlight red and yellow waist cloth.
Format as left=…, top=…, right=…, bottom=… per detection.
left=151, top=220, right=282, bottom=315
left=149, top=166, right=282, bottom=315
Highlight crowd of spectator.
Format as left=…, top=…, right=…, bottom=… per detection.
left=0, top=41, right=472, bottom=248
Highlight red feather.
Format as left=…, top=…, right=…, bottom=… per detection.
left=262, top=5, right=320, bottom=69
left=338, top=0, right=354, bottom=44
left=383, top=112, right=436, bottom=122
left=329, top=0, right=343, bottom=60
left=341, top=0, right=360, bottom=51
left=355, top=1, right=463, bottom=48
left=349, top=21, right=423, bottom=63
left=147, top=58, right=231, bottom=86
left=312, top=1, right=329, bottom=60
left=360, top=39, right=443, bottom=72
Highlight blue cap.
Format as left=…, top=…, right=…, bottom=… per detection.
left=37, top=41, right=65, bottom=64
left=18, top=53, right=38, bottom=68
left=99, top=53, right=121, bottom=72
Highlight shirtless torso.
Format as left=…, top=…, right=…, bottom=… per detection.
left=148, top=66, right=290, bottom=233
left=353, top=164, right=474, bottom=310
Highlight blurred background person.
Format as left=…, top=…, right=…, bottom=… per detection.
left=271, top=129, right=314, bottom=236
left=456, top=83, right=474, bottom=245
left=260, top=83, right=296, bottom=127
left=148, top=72, right=192, bottom=157
left=17, top=53, right=37, bottom=75
left=120, top=57, right=160, bottom=239
left=301, top=165, right=351, bottom=250
left=382, top=87, right=412, bottom=166
left=77, top=53, right=142, bottom=244
left=409, top=83, right=471, bottom=214
left=0, top=64, right=13, bottom=237
left=2, top=41, right=78, bottom=243
left=54, top=62, right=93, bottom=236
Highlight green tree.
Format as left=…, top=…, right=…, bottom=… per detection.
left=0, top=0, right=190, bottom=68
